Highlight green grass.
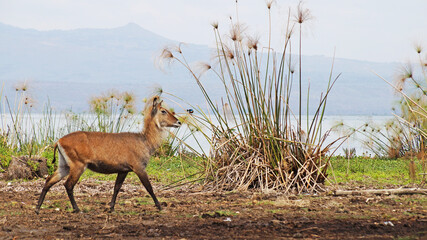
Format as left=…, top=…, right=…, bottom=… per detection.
left=0, top=145, right=13, bottom=172
left=79, top=156, right=423, bottom=187
left=146, top=156, right=202, bottom=185
left=266, top=209, right=287, bottom=214
left=0, top=140, right=202, bottom=185
left=80, top=170, right=118, bottom=181
left=396, top=237, right=419, bottom=240
left=4, top=144, right=426, bottom=189
left=78, top=155, right=202, bottom=186
left=392, top=196, right=427, bottom=205
left=0, top=210, right=23, bottom=216
left=202, top=210, right=237, bottom=217
left=136, top=197, right=153, bottom=205
left=328, top=157, right=425, bottom=186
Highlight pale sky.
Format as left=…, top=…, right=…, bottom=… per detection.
left=0, top=0, right=426, bottom=63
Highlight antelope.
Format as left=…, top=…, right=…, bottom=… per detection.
left=35, top=96, right=181, bottom=213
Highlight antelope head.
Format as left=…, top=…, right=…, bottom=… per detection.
left=150, top=96, right=181, bottom=129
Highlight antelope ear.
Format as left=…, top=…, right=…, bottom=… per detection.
left=152, top=96, right=159, bottom=107
left=151, top=96, right=161, bottom=116
left=151, top=106, right=158, bottom=116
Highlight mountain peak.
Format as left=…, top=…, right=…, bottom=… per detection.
left=120, top=22, right=142, bottom=30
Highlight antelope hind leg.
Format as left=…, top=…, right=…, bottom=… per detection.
left=108, top=172, right=128, bottom=212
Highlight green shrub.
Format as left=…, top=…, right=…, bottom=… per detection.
left=0, top=145, right=13, bottom=171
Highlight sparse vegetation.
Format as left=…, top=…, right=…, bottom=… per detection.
left=346, top=45, right=426, bottom=161
left=88, top=90, right=138, bottom=133
left=0, top=82, right=60, bottom=159
left=332, top=44, right=427, bottom=185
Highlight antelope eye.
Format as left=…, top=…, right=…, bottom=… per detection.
left=161, top=110, right=167, bottom=114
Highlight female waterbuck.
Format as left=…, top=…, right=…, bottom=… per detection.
left=35, top=96, right=181, bottom=213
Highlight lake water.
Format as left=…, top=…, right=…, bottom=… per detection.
left=0, top=113, right=393, bottom=156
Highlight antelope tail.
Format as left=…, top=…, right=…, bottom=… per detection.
left=52, top=143, right=58, bottom=164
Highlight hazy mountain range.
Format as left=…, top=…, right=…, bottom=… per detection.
left=0, top=22, right=398, bottom=115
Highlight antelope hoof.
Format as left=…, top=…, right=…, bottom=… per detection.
left=35, top=209, right=40, bottom=215
left=72, top=209, right=80, bottom=213
left=156, top=203, right=163, bottom=211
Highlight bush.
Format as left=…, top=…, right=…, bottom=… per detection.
left=161, top=1, right=343, bottom=193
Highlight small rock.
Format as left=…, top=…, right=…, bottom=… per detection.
left=335, top=208, right=349, bottom=213
left=141, top=220, right=156, bottom=226
left=271, top=219, right=281, bottom=225
left=6, top=156, right=48, bottom=180
left=383, top=221, right=394, bottom=227
left=147, top=228, right=161, bottom=237
left=293, top=232, right=303, bottom=238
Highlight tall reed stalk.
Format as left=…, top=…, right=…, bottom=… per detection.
left=160, top=1, right=342, bottom=193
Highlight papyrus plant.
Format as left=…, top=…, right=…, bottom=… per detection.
left=160, top=1, right=342, bottom=193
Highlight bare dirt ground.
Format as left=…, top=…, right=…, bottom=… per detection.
left=0, top=179, right=425, bottom=239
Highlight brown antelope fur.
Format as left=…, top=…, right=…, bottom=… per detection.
left=35, top=96, right=181, bottom=213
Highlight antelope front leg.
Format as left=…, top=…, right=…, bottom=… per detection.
left=134, top=168, right=162, bottom=211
